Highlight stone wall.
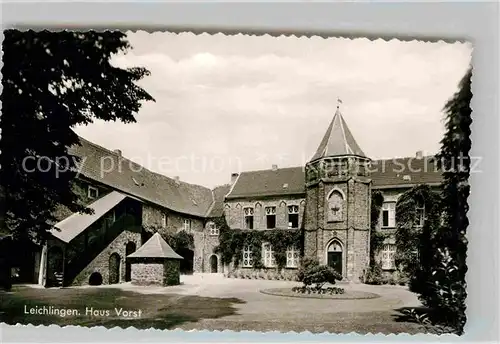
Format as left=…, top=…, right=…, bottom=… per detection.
left=224, top=196, right=306, bottom=230
left=69, top=229, right=141, bottom=286
left=130, top=259, right=180, bottom=286
left=131, top=262, right=164, bottom=285
left=142, top=204, right=204, bottom=234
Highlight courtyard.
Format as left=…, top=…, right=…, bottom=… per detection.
left=0, top=274, right=430, bottom=334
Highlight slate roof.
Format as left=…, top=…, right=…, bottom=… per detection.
left=226, top=167, right=306, bottom=199
left=310, top=108, right=367, bottom=161
left=69, top=137, right=214, bottom=218
left=370, top=156, right=443, bottom=188
left=127, top=232, right=183, bottom=259
left=225, top=158, right=442, bottom=199
left=207, top=184, right=232, bottom=217
left=51, top=191, right=128, bottom=243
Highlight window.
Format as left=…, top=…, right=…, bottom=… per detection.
left=161, top=213, right=168, bottom=228
left=88, top=186, right=99, bottom=199
left=327, top=190, right=344, bottom=222
left=286, top=246, right=300, bottom=268
left=244, top=207, right=254, bottom=229
left=381, top=202, right=396, bottom=228
left=415, top=203, right=425, bottom=227
left=265, top=207, right=276, bottom=229
left=288, top=205, right=299, bottom=228
left=381, top=244, right=396, bottom=270
left=262, top=243, right=276, bottom=268
left=207, top=222, right=219, bottom=236
left=242, top=245, right=253, bottom=267
left=104, top=210, right=115, bottom=227
left=183, top=219, right=192, bottom=231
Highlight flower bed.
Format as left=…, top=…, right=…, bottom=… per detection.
left=260, top=287, right=380, bottom=300
left=292, top=286, right=345, bottom=295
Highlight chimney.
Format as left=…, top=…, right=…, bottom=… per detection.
left=174, top=176, right=180, bottom=185
left=272, top=164, right=278, bottom=171
left=231, top=173, right=239, bottom=185
left=114, top=149, right=122, bottom=157
left=415, top=151, right=423, bottom=159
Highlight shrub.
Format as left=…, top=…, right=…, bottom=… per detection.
left=296, top=257, right=320, bottom=282
left=299, top=264, right=342, bottom=288
left=364, top=263, right=384, bottom=285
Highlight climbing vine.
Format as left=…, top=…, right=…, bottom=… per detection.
left=369, top=190, right=386, bottom=265
left=213, top=217, right=302, bottom=269
left=395, top=184, right=441, bottom=294
left=143, top=225, right=194, bottom=251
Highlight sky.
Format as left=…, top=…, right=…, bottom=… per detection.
left=75, top=31, right=472, bottom=188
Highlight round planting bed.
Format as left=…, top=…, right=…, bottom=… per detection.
left=260, top=288, right=380, bottom=300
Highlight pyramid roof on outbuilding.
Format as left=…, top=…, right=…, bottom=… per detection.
left=127, top=233, right=183, bottom=259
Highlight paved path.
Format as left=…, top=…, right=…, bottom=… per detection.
left=112, top=273, right=425, bottom=333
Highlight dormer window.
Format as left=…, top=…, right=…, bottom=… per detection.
left=88, top=186, right=99, bottom=199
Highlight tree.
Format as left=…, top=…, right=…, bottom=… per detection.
left=0, top=30, right=154, bottom=242
left=428, top=67, right=472, bottom=333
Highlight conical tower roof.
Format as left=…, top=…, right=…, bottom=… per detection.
left=311, top=107, right=367, bottom=161
left=127, top=232, right=183, bottom=259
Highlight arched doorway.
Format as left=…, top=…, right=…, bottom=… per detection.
left=125, top=242, right=136, bottom=282
left=326, top=240, right=343, bottom=276
left=210, top=255, right=218, bottom=273
left=46, top=246, right=64, bottom=287
left=178, top=248, right=194, bottom=275
left=108, top=253, right=121, bottom=284
left=89, top=272, right=103, bottom=286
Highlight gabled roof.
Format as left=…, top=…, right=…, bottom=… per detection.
left=69, top=137, right=214, bottom=218
left=226, top=167, right=305, bottom=199
left=127, top=232, right=183, bottom=259
left=207, top=184, right=232, bottom=217
left=226, top=157, right=443, bottom=199
left=51, top=191, right=128, bottom=243
left=310, top=108, right=366, bottom=161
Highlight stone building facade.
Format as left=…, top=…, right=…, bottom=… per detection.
left=24, top=107, right=442, bottom=287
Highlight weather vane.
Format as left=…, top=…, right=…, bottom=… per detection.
left=337, top=97, right=343, bottom=109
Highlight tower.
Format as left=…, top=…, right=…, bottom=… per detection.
left=303, top=103, right=372, bottom=282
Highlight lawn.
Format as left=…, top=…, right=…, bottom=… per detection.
left=0, top=285, right=245, bottom=330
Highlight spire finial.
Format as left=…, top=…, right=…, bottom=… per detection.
left=337, top=97, right=343, bottom=110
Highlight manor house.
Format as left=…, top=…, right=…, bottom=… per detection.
left=13, top=106, right=441, bottom=287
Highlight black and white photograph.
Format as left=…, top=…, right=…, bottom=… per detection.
left=0, top=29, right=472, bottom=335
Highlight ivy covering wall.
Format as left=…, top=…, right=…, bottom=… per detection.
left=395, top=184, right=441, bottom=294
left=143, top=225, right=194, bottom=252
left=213, top=216, right=302, bottom=269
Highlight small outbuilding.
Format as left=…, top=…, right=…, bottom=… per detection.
left=127, top=233, right=183, bottom=286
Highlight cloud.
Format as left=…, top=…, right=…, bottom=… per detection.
left=76, top=33, right=472, bottom=187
